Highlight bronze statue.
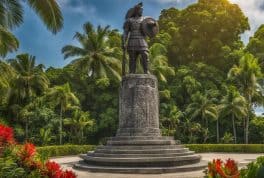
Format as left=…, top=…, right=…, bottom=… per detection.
left=122, top=2, right=159, bottom=75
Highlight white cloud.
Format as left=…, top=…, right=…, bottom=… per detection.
left=57, top=0, right=96, bottom=15
left=229, top=0, right=264, bottom=43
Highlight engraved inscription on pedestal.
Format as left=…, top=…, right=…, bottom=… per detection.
left=117, top=74, right=160, bottom=136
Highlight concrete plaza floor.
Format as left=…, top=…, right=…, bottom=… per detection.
left=51, top=153, right=264, bottom=178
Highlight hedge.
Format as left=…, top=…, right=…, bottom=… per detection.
left=36, top=144, right=264, bottom=158
left=186, top=144, right=264, bottom=153
left=37, top=145, right=96, bottom=157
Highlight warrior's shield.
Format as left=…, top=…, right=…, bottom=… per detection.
left=141, top=17, right=159, bottom=38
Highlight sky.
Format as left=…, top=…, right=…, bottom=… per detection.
left=6, top=0, right=264, bottom=115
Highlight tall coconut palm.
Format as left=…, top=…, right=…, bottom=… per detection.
left=8, top=54, right=49, bottom=103
left=46, top=83, right=79, bottom=144
left=228, top=53, right=263, bottom=144
left=149, top=43, right=175, bottom=82
left=64, top=109, right=94, bottom=144
left=0, top=0, right=63, bottom=56
left=218, top=86, right=247, bottom=144
left=62, top=22, right=121, bottom=80
left=186, top=92, right=218, bottom=129
left=7, top=54, right=49, bottom=139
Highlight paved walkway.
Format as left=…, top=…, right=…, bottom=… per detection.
left=51, top=153, right=263, bottom=178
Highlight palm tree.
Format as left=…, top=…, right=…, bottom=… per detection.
left=0, top=27, right=19, bottom=56
left=64, top=109, right=94, bottom=144
left=46, top=83, right=79, bottom=144
left=218, top=86, right=247, bottom=144
left=149, top=43, right=175, bottom=82
left=186, top=92, right=218, bottom=128
left=228, top=53, right=263, bottom=144
left=62, top=22, right=121, bottom=80
left=7, top=54, right=49, bottom=139
left=0, top=61, right=16, bottom=95
left=0, top=0, right=63, bottom=56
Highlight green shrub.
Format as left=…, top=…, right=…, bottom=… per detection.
left=186, top=144, right=264, bottom=153
left=240, top=156, right=264, bottom=178
left=37, top=145, right=96, bottom=157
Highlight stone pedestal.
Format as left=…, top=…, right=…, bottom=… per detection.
left=74, top=74, right=207, bottom=173
left=117, top=74, right=160, bottom=136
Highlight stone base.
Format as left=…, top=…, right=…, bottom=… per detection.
left=74, top=74, right=206, bottom=173
left=74, top=136, right=207, bottom=173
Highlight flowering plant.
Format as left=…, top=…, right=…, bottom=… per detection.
left=205, top=158, right=240, bottom=178
left=0, top=124, right=15, bottom=146
left=0, top=124, right=76, bottom=178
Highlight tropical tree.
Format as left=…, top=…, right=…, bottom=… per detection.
left=0, top=27, right=19, bottom=56
left=158, top=0, right=249, bottom=69
left=0, top=61, right=16, bottom=108
left=218, top=86, right=247, bottom=144
left=228, top=53, right=263, bottom=144
left=62, top=22, right=121, bottom=80
left=149, top=43, right=175, bottom=82
left=160, top=103, right=183, bottom=136
left=64, top=109, right=94, bottom=144
left=46, top=83, right=79, bottom=144
left=7, top=54, right=49, bottom=139
left=0, top=0, right=63, bottom=56
left=247, top=24, right=264, bottom=72
left=186, top=92, right=218, bottom=129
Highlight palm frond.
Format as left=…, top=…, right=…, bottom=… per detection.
left=0, top=26, right=19, bottom=56
left=27, top=0, right=63, bottom=34
left=0, top=0, right=23, bottom=29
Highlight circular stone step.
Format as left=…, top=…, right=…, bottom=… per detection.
left=108, top=136, right=177, bottom=141
left=74, top=160, right=208, bottom=174
left=107, top=139, right=177, bottom=145
left=95, top=148, right=189, bottom=154
left=96, top=144, right=185, bottom=150
left=85, top=151, right=195, bottom=158
left=82, top=154, right=201, bottom=167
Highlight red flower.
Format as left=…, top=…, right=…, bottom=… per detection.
left=225, top=159, right=238, bottom=174
left=19, top=143, right=36, bottom=161
left=61, top=170, right=77, bottom=178
left=224, top=159, right=240, bottom=178
left=0, top=124, right=15, bottom=146
left=45, top=161, right=63, bottom=178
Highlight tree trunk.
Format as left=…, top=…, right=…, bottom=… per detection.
left=216, top=119, right=219, bottom=143
left=245, top=95, right=251, bottom=144
left=25, top=117, right=29, bottom=141
left=59, top=106, right=63, bottom=145
left=81, top=128, right=84, bottom=144
left=232, top=114, right=237, bottom=144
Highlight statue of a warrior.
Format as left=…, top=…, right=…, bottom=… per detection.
left=122, top=2, right=159, bottom=75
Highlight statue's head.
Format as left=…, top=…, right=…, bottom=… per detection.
left=134, top=2, right=143, bottom=17
left=125, top=2, right=143, bottom=19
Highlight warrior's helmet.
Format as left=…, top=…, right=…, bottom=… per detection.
left=125, top=2, right=143, bottom=19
